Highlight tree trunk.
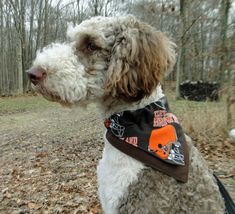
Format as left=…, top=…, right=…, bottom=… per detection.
left=43, top=0, right=49, bottom=47
left=226, top=69, right=234, bottom=130
left=0, top=0, right=4, bottom=94
left=218, top=0, right=230, bottom=82
left=16, top=35, right=23, bottom=94
left=175, top=0, right=187, bottom=99
left=36, top=0, right=44, bottom=51
left=218, top=0, right=231, bottom=130
left=175, top=49, right=182, bottom=99
left=200, top=21, right=205, bottom=80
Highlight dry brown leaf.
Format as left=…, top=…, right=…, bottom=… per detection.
left=90, top=205, right=99, bottom=214
left=28, top=202, right=42, bottom=210
left=16, top=199, right=27, bottom=206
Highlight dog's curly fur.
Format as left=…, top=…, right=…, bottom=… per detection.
left=29, top=16, right=225, bottom=213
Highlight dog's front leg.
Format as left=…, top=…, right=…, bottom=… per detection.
left=97, top=139, right=145, bottom=214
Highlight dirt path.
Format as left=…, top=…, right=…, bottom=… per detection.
left=0, top=99, right=234, bottom=213
left=0, top=104, right=104, bottom=213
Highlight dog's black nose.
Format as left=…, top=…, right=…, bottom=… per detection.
left=27, top=67, right=46, bottom=85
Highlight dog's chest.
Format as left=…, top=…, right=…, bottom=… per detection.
left=97, top=137, right=145, bottom=214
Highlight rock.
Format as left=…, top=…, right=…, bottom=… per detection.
left=229, top=129, right=235, bottom=140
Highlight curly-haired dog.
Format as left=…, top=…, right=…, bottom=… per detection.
left=28, top=16, right=225, bottom=213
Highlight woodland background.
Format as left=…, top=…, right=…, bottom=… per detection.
left=0, top=0, right=234, bottom=95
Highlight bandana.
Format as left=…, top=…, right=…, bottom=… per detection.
left=104, top=97, right=189, bottom=183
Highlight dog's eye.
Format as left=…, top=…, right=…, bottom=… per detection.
left=87, top=43, right=98, bottom=52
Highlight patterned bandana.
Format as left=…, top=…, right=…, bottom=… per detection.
left=104, top=96, right=189, bottom=183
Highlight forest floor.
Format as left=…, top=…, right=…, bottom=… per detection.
left=0, top=94, right=234, bottom=214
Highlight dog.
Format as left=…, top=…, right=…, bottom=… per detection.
left=28, top=16, right=225, bottom=214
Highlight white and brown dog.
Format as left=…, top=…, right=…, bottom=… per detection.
left=28, top=16, right=225, bottom=214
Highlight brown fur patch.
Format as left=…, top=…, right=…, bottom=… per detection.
left=75, top=34, right=102, bottom=55
left=104, top=16, right=176, bottom=102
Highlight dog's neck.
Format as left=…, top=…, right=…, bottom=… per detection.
left=98, top=85, right=164, bottom=119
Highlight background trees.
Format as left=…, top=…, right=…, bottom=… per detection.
left=0, top=0, right=234, bottom=96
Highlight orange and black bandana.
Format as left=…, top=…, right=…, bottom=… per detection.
left=104, top=97, right=189, bottom=183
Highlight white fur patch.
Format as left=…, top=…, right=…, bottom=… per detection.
left=97, top=137, right=145, bottom=214
left=32, top=43, right=88, bottom=104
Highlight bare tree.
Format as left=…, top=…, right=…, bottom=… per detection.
left=218, top=0, right=234, bottom=129
left=219, top=0, right=231, bottom=82
left=175, top=0, right=187, bottom=99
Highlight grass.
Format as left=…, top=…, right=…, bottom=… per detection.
left=165, top=92, right=228, bottom=149
left=0, top=93, right=228, bottom=139
left=0, top=95, right=59, bottom=114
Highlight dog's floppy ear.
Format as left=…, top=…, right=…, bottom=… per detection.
left=104, top=16, right=176, bottom=102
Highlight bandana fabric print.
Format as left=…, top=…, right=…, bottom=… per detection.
left=104, top=96, right=189, bottom=183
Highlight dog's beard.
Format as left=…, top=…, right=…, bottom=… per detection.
left=33, top=84, right=73, bottom=107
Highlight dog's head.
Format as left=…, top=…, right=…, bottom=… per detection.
left=28, top=16, right=176, bottom=106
